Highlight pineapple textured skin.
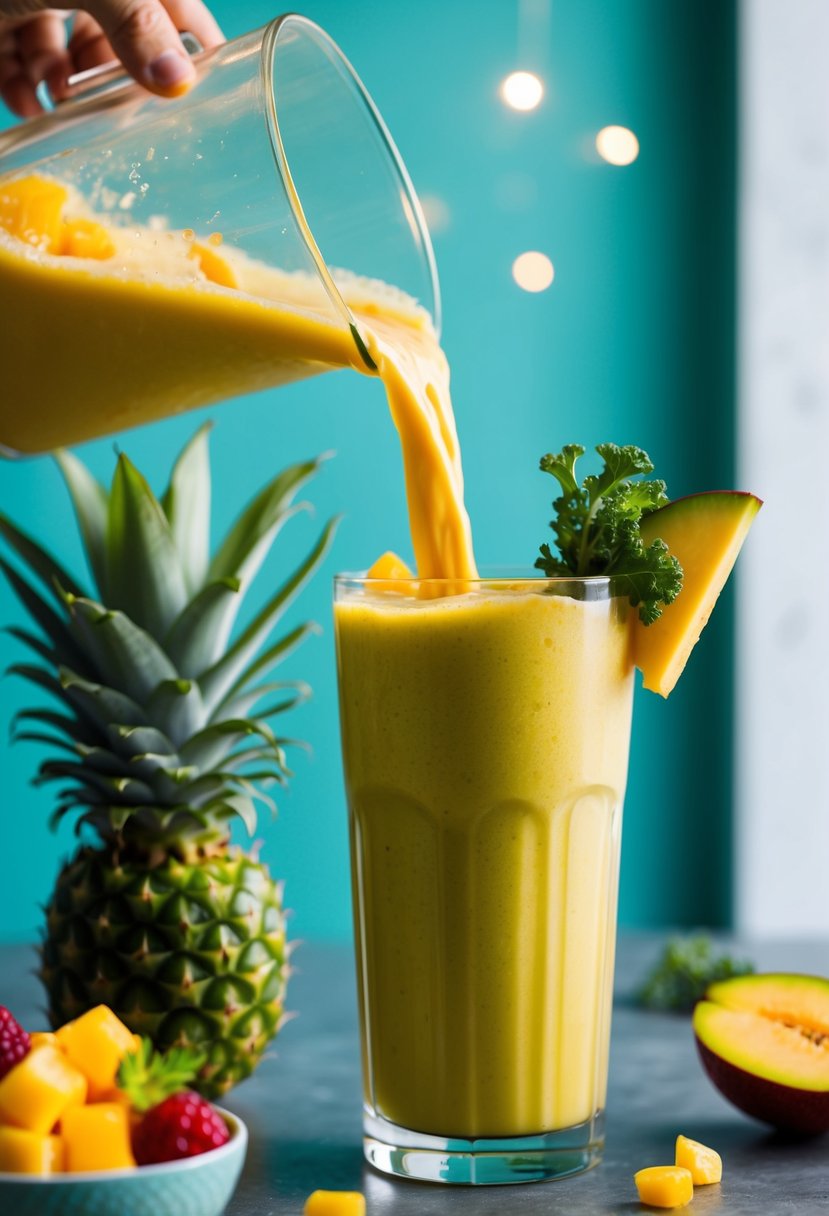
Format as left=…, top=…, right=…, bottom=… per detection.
left=42, top=847, right=287, bottom=1097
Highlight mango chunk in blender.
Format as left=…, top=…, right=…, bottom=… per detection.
left=56, top=1005, right=138, bottom=1100
left=0, top=1044, right=87, bottom=1134
left=634, top=1165, right=694, bottom=1208
left=189, top=240, right=238, bottom=288
left=0, top=1126, right=64, bottom=1174
left=675, top=1134, right=722, bottom=1184
left=61, top=218, right=116, bottom=260
left=62, top=1102, right=136, bottom=1172
left=0, top=175, right=67, bottom=253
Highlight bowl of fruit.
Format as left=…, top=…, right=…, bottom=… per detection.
left=0, top=1003, right=248, bottom=1216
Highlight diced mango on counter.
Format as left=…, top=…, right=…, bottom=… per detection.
left=0, top=1126, right=64, bottom=1175
left=635, top=1137, right=722, bottom=1209
left=0, top=1044, right=87, bottom=1135
left=62, top=1102, right=136, bottom=1172
left=675, top=1134, right=722, bottom=1185
left=634, top=1165, right=694, bottom=1209
left=56, top=1005, right=138, bottom=1101
left=304, top=1191, right=366, bottom=1216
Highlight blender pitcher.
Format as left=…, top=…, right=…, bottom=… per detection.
left=0, top=15, right=440, bottom=456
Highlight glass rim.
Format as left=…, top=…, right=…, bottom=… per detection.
left=262, top=14, right=442, bottom=362
left=334, top=568, right=620, bottom=593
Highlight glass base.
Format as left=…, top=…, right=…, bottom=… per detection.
left=363, top=1109, right=605, bottom=1185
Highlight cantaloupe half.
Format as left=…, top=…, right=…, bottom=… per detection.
left=693, top=973, right=829, bottom=1134
left=634, top=491, right=762, bottom=697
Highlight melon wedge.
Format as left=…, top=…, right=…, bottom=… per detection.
left=634, top=491, right=762, bottom=697
left=693, top=973, right=829, bottom=1133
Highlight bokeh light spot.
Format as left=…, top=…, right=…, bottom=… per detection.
left=512, top=251, right=554, bottom=292
left=595, top=125, right=640, bottom=166
left=420, top=194, right=451, bottom=236
left=500, top=71, right=544, bottom=112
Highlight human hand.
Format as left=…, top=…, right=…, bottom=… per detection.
left=0, top=1, right=224, bottom=117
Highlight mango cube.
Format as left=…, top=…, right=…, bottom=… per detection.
left=62, top=1103, right=136, bottom=1172
left=28, top=1032, right=59, bottom=1051
left=0, top=1126, right=64, bottom=1175
left=304, top=1193, right=366, bottom=1216
left=0, top=1045, right=87, bottom=1134
left=56, top=1006, right=137, bottom=1100
left=634, top=1166, right=694, bottom=1209
left=366, top=551, right=414, bottom=593
left=675, top=1134, right=722, bottom=1184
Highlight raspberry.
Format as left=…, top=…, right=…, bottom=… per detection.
left=0, top=1007, right=30, bottom=1080
left=132, top=1090, right=230, bottom=1165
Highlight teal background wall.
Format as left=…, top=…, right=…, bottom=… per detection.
left=0, top=0, right=735, bottom=944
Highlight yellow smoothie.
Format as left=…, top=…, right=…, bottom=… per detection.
left=336, top=584, right=634, bottom=1137
left=0, top=174, right=475, bottom=580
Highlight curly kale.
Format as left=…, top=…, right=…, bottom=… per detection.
left=535, top=443, right=683, bottom=624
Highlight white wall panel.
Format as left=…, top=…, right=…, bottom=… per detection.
left=737, top=0, right=829, bottom=934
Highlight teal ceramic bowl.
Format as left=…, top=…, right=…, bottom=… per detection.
left=0, top=1107, right=247, bottom=1216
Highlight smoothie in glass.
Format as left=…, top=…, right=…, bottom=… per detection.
left=335, top=575, right=634, bottom=1183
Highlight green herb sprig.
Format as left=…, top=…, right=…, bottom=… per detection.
left=636, top=935, right=755, bottom=1013
left=117, top=1038, right=207, bottom=1112
left=535, top=443, right=683, bottom=624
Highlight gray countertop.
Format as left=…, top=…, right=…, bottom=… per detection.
left=2, top=936, right=827, bottom=1214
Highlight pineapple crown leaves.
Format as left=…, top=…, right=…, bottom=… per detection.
left=0, top=425, right=338, bottom=851
left=117, top=1037, right=207, bottom=1113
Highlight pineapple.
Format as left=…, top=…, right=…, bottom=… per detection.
left=0, top=425, right=336, bottom=1097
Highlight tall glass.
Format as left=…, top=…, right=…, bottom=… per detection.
left=334, top=574, right=634, bottom=1185
left=0, top=15, right=438, bottom=455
